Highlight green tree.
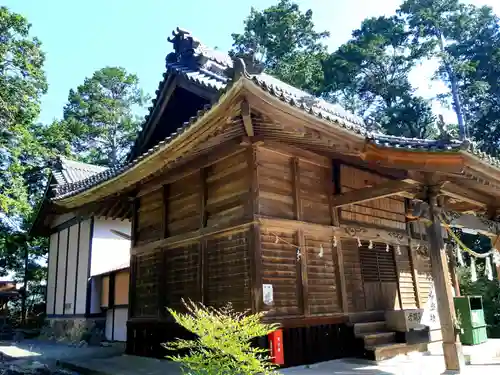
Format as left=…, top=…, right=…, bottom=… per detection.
left=322, top=16, right=436, bottom=138
left=399, top=0, right=469, bottom=140
left=230, top=0, right=329, bottom=94
left=63, top=66, right=149, bottom=167
left=165, top=300, right=279, bottom=375
left=0, top=6, right=47, bottom=216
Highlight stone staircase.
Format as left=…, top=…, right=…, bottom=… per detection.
left=351, top=312, right=428, bottom=361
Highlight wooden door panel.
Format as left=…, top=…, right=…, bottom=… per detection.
left=359, top=242, right=399, bottom=311
left=364, top=282, right=381, bottom=310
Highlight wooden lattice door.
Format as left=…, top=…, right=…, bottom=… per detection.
left=359, top=242, right=399, bottom=311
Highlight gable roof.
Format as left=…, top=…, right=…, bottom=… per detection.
left=43, top=27, right=500, bottom=209
left=52, top=157, right=108, bottom=186
left=29, top=158, right=109, bottom=236
left=127, top=27, right=369, bottom=162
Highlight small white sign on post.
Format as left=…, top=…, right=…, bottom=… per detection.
left=421, top=282, right=456, bottom=329
left=263, top=284, right=274, bottom=306
left=421, top=283, right=440, bottom=329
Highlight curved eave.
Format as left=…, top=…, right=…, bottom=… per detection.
left=461, top=151, right=500, bottom=188
left=362, top=143, right=466, bottom=174
left=245, top=76, right=367, bottom=146
left=53, top=79, right=245, bottom=209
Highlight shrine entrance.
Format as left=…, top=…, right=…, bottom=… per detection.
left=359, top=242, right=399, bottom=311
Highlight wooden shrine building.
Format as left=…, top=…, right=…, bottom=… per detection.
left=34, top=28, right=500, bottom=371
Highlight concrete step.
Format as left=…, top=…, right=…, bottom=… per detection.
left=365, top=342, right=428, bottom=362
left=358, top=331, right=396, bottom=347
left=354, top=321, right=387, bottom=335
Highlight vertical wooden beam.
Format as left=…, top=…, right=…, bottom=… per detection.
left=407, top=244, right=422, bottom=308
left=248, top=225, right=262, bottom=313
left=298, top=229, right=309, bottom=316
left=198, top=169, right=208, bottom=303
left=128, top=255, right=137, bottom=319
left=198, top=239, right=207, bottom=304
left=247, top=145, right=262, bottom=313
left=162, top=184, right=169, bottom=239
left=292, top=157, right=302, bottom=221
left=446, top=244, right=460, bottom=297
left=405, top=199, right=422, bottom=308
left=199, top=169, right=208, bottom=229
left=391, top=245, right=403, bottom=310
left=128, top=199, right=139, bottom=319
left=158, top=250, right=167, bottom=318
left=331, top=160, right=348, bottom=313
left=248, top=145, right=260, bottom=218
left=425, top=186, right=465, bottom=372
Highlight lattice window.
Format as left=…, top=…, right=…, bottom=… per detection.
left=359, top=242, right=398, bottom=283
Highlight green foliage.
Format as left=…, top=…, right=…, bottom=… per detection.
left=164, top=299, right=280, bottom=375
left=323, top=15, right=437, bottom=137
left=63, top=66, right=149, bottom=167
left=231, top=0, right=329, bottom=94
left=0, top=6, right=47, bottom=216
left=458, top=264, right=500, bottom=337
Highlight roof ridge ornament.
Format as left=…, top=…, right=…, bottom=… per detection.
left=166, top=27, right=208, bottom=68
left=226, top=50, right=265, bottom=80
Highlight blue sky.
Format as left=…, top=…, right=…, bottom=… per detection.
left=4, top=0, right=499, bottom=125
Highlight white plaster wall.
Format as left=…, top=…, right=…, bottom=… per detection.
left=55, top=229, right=68, bottom=314
left=75, top=219, right=91, bottom=314
left=105, top=309, right=113, bottom=341
left=89, top=276, right=101, bottom=314
left=105, top=307, right=128, bottom=342
left=46, top=232, right=58, bottom=315
left=64, top=224, right=79, bottom=314
left=113, top=307, right=128, bottom=342
left=90, top=218, right=131, bottom=277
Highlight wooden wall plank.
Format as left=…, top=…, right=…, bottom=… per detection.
left=305, top=234, right=341, bottom=316
left=340, top=165, right=406, bottom=231
left=341, top=238, right=365, bottom=312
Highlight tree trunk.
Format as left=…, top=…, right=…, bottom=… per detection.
left=437, top=31, right=467, bottom=140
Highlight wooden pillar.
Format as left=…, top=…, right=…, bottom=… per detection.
left=490, top=236, right=500, bottom=282
left=247, top=145, right=262, bottom=313
left=425, top=186, right=465, bottom=372
left=198, top=168, right=208, bottom=304
left=331, top=160, right=348, bottom=313
left=447, top=244, right=461, bottom=297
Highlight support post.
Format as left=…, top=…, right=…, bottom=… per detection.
left=425, top=186, right=465, bottom=373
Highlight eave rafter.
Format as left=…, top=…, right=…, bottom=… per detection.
left=240, top=99, right=254, bottom=137
left=409, top=200, right=500, bottom=238
left=331, top=179, right=421, bottom=208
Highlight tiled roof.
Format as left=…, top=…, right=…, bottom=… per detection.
left=52, top=157, right=108, bottom=186
left=50, top=27, right=500, bottom=203
left=367, top=134, right=464, bottom=151
left=53, top=104, right=213, bottom=200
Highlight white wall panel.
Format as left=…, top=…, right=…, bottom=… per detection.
left=46, top=232, right=59, bottom=315
left=113, top=307, right=128, bottom=342
left=75, top=219, right=91, bottom=314
left=64, top=224, right=79, bottom=314
left=55, top=229, right=68, bottom=314
left=91, top=218, right=131, bottom=276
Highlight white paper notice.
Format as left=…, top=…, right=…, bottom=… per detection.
left=421, top=282, right=456, bottom=329
left=263, top=284, right=274, bottom=306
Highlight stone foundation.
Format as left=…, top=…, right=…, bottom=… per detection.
left=40, top=317, right=106, bottom=345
